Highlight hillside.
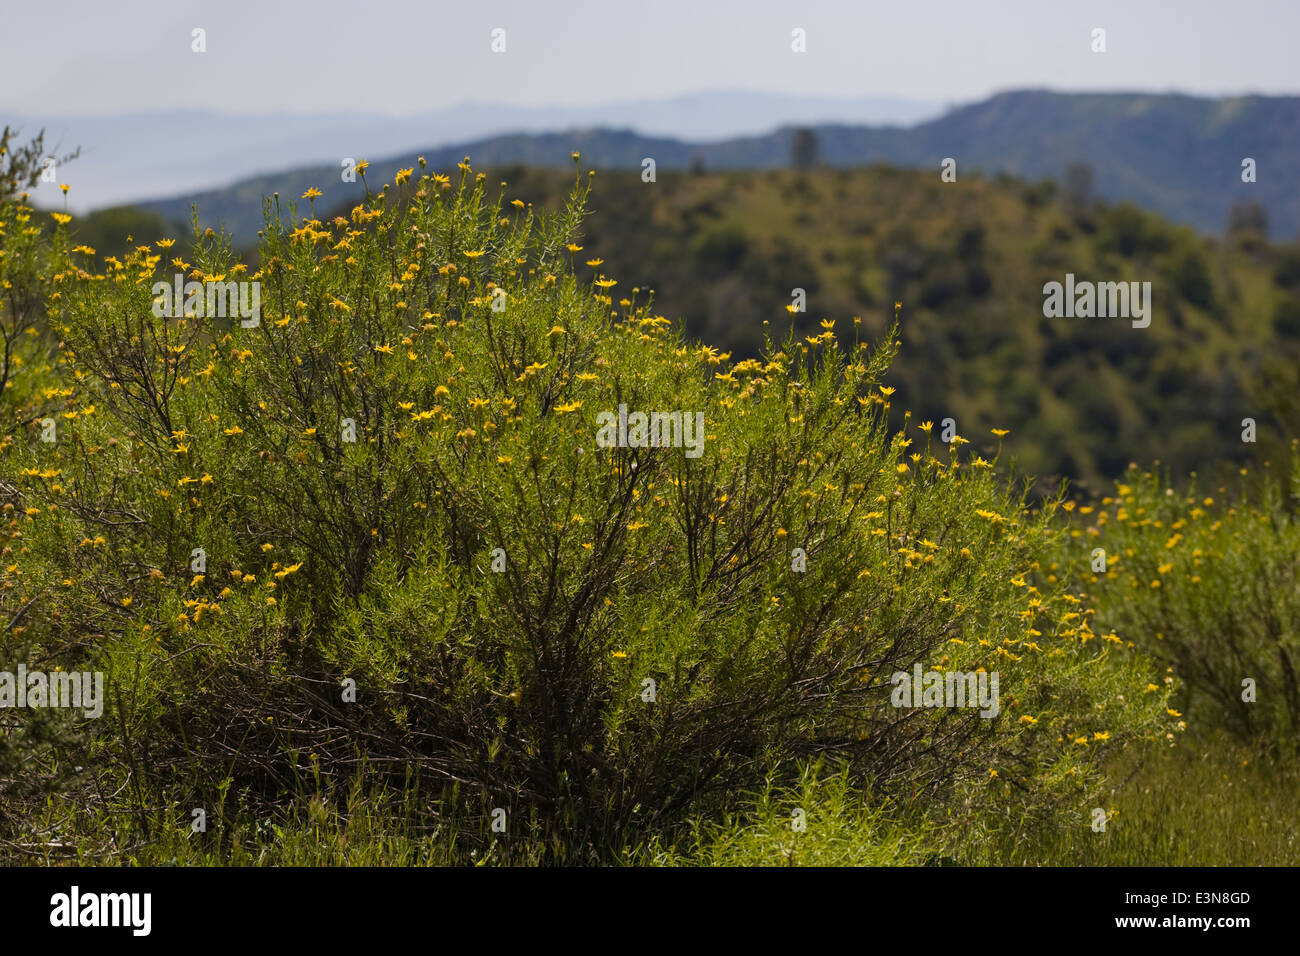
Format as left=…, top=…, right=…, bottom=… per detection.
left=130, top=90, right=1300, bottom=241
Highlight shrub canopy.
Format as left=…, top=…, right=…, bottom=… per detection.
left=1, top=158, right=1174, bottom=860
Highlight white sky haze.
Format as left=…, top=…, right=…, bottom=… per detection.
left=4, top=0, right=1298, bottom=116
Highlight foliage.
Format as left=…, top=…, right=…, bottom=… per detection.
left=0, top=159, right=1174, bottom=862
left=1067, top=455, right=1300, bottom=752
left=638, top=762, right=935, bottom=866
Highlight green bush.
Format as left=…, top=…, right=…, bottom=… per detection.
left=1, top=131, right=94, bottom=831
left=3, top=158, right=1173, bottom=862
left=1065, top=457, right=1300, bottom=751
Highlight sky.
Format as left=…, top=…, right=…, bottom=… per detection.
left=5, top=0, right=1300, bottom=117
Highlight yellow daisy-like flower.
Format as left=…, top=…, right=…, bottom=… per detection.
left=274, top=562, right=304, bottom=580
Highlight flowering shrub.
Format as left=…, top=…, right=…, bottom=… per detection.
left=1070, top=458, right=1300, bottom=752
left=1, top=157, right=1173, bottom=861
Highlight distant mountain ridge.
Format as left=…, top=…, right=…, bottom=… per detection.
left=128, top=90, right=1300, bottom=240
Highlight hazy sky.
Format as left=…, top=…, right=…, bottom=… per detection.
left=6, top=0, right=1299, bottom=116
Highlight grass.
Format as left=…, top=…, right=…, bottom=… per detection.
left=957, top=735, right=1300, bottom=866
